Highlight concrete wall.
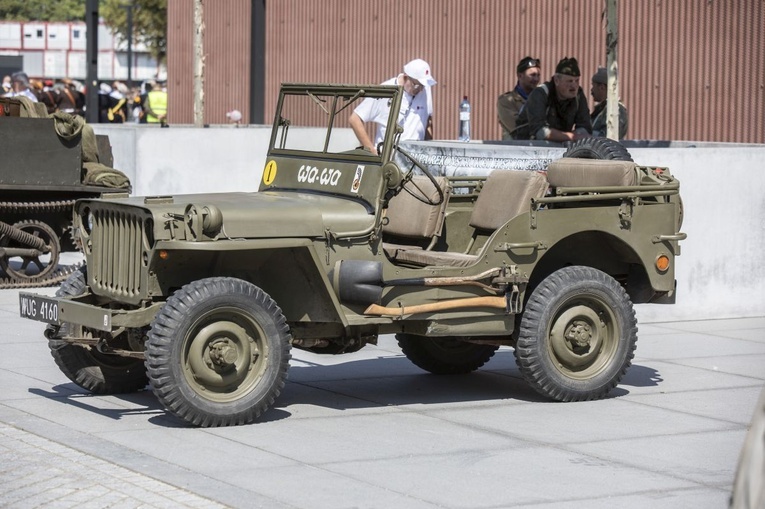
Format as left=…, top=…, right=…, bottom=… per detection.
left=92, top=124, right=765, bottom=323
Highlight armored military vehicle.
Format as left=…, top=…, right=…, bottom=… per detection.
left=0, top=98, right=129, bottom=289
left=18, top=84, right=685, bottom=427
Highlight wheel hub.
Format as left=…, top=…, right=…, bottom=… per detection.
left=550, top=305, right=604, bottom=369
left=185, top=320, right=265, bottom=393
left=207, top=339, right=239, bottom=370
left=565, top=320, right=593, bottom=349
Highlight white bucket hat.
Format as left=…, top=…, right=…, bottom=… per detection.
left=403, top=59, right=437, bottom=87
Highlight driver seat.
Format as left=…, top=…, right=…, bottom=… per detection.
left=382, top=176, right=451, bottom=260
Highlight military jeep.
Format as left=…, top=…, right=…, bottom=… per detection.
left=18, top=84, right=685, bottom=427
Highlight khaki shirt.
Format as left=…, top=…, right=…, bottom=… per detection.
left=497, top=88, right=526, bottom=140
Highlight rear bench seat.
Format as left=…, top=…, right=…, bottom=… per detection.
left=393, top=170, right=549, bottom=268
left=546, top=158, right=639, bottom=187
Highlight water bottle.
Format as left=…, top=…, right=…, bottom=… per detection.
left=458, top=95, right=471, bottom=142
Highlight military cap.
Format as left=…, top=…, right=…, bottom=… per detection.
left=592, top=67, right=608, bottom=85
left=555, top=57, right=581, bottom=77
left=516, top=56, right=541, bottom=74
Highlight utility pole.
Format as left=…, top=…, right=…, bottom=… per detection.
left=85, top=0, right=99, bottom=123
left=250, top=0, right=266, bottom=124
left=605, top=0, right=619, bottom=140
left=120, top=2, right=135, bottom=87
left=193, top=0, right=205, bottom=127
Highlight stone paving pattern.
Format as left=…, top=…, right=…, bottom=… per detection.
left=1, top=286, right=763, bottom=508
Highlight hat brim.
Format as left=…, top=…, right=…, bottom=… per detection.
left=410, top=75, right=437, bottom=87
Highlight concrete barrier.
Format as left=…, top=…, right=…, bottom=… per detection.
left=92, top=124, right=765, bottom=323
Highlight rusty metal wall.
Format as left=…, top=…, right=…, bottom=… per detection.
left=167, top=0, right=251, bottom=124
left=168, top=0, right=764, bottom=143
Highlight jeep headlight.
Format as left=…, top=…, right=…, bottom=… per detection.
left=80, top=207, right=94, bottom=235
left=185, top=204, right=223, bottom=240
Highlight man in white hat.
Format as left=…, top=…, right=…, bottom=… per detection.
left=349, top=58, right=437, bottom=155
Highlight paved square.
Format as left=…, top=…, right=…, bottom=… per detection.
left=1, top=287, right=762, bottom=508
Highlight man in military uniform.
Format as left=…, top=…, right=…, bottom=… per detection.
left=57, top=79, right=85, bottom=116
left=513, top=57, right=592, bottom=142
left=590, top=67, right=628, bottom=139
left=497, top=56, right=541, bottom=140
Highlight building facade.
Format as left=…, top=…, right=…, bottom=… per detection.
left=0, top=20, right=165, bottom=82
left=167, top=0, right=764, bottom=143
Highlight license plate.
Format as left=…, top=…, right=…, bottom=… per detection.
left=19, top=293, right=61, bottom=325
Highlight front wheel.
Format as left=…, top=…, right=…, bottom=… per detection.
left=514, top=266, right=637, bottom=402
left=48, top=267, right=148, bottom=394
left=146, top=278, right=292, bottom=427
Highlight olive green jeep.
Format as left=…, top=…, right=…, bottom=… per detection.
left=18, top=84, right=685, bottom=427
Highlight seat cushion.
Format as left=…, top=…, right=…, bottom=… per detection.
left=469, top=170, right=549, bottom=231
left=547, top=158, right=638, bottom=188
left=382, top=242, right=423, bottom=259
left=394, top=249, right=478, bottom=268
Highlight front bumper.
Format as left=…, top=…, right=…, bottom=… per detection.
left=19, top=292, right=162, bottom=332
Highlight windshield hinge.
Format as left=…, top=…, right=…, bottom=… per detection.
left=324, top=228, right=334, bottom=265
left=619, top=198, right=635, bottom=229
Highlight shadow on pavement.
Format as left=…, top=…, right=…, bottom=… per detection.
left=620, top=364, right=664, bottom=387
left=26, top=352, right=664, bottom=427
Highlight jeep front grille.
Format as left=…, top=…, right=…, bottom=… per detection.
left=89, top=208, right=146, bottom=299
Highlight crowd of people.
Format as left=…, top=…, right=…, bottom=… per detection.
left=6, top=59, right=624, bottom=141
left=497, top=55, right=629, bottom=141
left=349, top=55, right=628, bottom=149
left=2, top=71, right=167, bottom=125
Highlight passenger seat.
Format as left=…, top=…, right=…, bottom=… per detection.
left=394, top=170, right=548, bottom=267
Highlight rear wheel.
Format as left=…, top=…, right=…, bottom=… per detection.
left=146, top=278, right=292, bottom=427
left=48, top=267, right=148, bottom=394
left=397, top=334, right=498, bottom=374
left=514, top=266, right=637, bottom=401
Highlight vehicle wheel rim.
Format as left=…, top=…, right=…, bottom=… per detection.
left=183, top=308, right=268, bottom=403
left=0, top=221, right=60, bottom=280
left=548, top=297, right=618, bottom=379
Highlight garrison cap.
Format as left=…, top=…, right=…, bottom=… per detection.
left=555, top=57, right=581, bottom=77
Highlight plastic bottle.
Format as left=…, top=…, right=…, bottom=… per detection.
left=458, top=95, right=471, bottom=142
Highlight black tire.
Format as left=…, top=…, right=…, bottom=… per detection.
left=397, top=334, right=498, bottom=374
left=48, top=267, right=149, bottom=394
left=563, top=138, right=633, bottom=161
left=514, top=266, right=637, bottom=402
left=146, top=277, right=292, bottom=427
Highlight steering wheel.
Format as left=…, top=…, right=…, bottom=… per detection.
left=394, top=146, right=444, bottom=206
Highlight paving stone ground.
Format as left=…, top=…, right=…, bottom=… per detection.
left=0, top=423, right=226, bottom=509
left=1, top=284, right=763, bottom=509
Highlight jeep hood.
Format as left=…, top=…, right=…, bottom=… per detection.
left=93, top=190, right=376, bottom=239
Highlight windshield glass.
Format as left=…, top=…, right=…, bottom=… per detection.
left=270, top=84, right=401, bottom=161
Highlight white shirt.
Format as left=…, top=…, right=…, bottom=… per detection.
left=7, top=89, right=38, bottom=102
left=353, top=75, right=432, bottom=145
